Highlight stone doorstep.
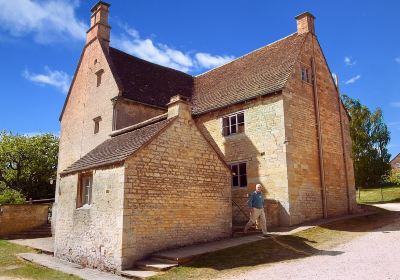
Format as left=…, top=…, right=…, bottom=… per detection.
left=120, top=269, right=160, bottom=279
left=136, top=259, right=179, bottom=271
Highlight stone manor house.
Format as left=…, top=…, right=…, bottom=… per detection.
left=53, top=1, right=357, bottom=272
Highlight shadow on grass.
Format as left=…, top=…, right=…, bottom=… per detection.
left=184, top=235, right=342, bottom=271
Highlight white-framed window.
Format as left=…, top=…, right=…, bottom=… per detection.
left=222, top=112, right=244, bottom=136
left=396, top=163, right=400, bottom=168
left=230, top=162, right=247, bottom=188
left=77, top=173, right=93, bottom=208
left=301, top=65, right=311, bottom=83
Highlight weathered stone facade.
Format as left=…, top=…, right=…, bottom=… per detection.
left=391, top=153, right=400, bottom=172
left=54, top=2, right=357, bottom=273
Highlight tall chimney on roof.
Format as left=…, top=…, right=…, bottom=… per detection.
left=295, top=12, right=315, bottom=35
left=86, top=1, right=111, bottom=50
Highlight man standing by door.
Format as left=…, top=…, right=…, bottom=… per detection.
left=244, top=183, right=268, bottom=236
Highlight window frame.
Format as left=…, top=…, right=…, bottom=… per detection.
left=93, top=116, right=102, bottom=134
left=222, top=111, right=245, bottom=137
left=230, top=161, right=247, bottom=188
left=95, top=69, right=104, bottom=87
left=77, top=172, right=93, bottom=208
left=300, top=64, right=312, bottom=84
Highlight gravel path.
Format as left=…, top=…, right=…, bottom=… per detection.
left=220, top=203, right=400, bottom=280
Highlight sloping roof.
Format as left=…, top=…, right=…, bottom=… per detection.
left=61, top=118, right=174, bottom=175
left=109, top=47, right=193, bottom=108
left=391, top=153, right=400, bottom=164
left=192, top=33, right=306, bottom=114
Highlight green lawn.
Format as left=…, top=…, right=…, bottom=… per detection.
left=151, top=207, right=399, bottom=280
left=356, top=185, right=400, bottom=204
left=0, top=240, right=80, bottom=280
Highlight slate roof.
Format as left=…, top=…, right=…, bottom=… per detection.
left=109, top=47, right=193, bottom=108
left=61, top=118, right=173, bottom=175
left=192, top=33, right=306, bottom=114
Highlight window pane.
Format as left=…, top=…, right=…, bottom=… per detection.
left=237, top=113, right=244, bottom=124
left=238, top=123, right=244, bottom=133
left=223, top=126, right=230, bottom=136
left=232, top=175, right=239, bottom=187
left=222, top=117, right=229, bottom=127
left=239, top=175, right=247, bottom=187
left=231, top=125, right=237, bottom=134
left=230, top=115, right=237, bottom=125
left=239, top=163, right=246, bottom=175
left=231, top=164, right=238, bottom=175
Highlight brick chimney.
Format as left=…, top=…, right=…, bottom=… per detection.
left=167, top=95, right=191, bottom=120
left=86, top=1, right=111, bottom=50
left=295, top=12, right=315, bottom=35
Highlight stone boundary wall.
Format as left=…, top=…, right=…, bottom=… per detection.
left=0, top=204, right=49, bottom=235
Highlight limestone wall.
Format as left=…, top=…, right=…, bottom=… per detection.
left=114, top=100, right=166, bottom=130
left=284, top=33, right=356, bottom=224
left=0, top=204, right=49, bottom=235
left=54, top=166, right=125, bottom=271
left=121, top=117, right=231, bottom=268
left=195, top=96, right=289, bottom=226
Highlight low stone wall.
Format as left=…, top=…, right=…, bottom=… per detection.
left=0, top=204, right=50, bottom=236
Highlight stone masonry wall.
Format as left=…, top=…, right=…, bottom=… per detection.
left=0, top=204, right=49, bottom=236
left=391, top=154, right=400, bottom=173
left=54, top=166, right=125, bottom=271
left=195, top=96, right=288, bottom=226
left=114, top=100, right=166, bottom=130
left=121, top=117, right=231, bottom=268
left=284, top=33, right=356, bottom=225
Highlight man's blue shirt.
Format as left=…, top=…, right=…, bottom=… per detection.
left=247, top=191, right=265, bottom=209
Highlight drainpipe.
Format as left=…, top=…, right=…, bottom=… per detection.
left=335, top=77, right=352, bottom=214
left=311, top=57, right=328, bottom=219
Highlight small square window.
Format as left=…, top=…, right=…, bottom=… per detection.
left=77, top=173, right=93, bottom=208
left=222, top=112, right=245, bottom=136
left=230, top=162, right=247, bottom=188
left=93, top=116, right=101, bottom=134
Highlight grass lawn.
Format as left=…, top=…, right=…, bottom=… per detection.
left=356, top=185, right=400, bottom=204
left=150, top=207, right=399, bottom=280
left=0, top=240, right=80, bottom=280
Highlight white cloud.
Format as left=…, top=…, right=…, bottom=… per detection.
left=23, top=66, right=71, bottom=93
left=344, top=56, right=356, bottom=66
left=0, top=0, right=87, bottom=43
left=390, top=102, right=400, bottom=108
left=345, top=75, right=361, bottom=85
left=195, top=53, right=235, bottom=69
left=395, top=57, right=400, bottom=64
left=113, top=25, right=234, bottom=73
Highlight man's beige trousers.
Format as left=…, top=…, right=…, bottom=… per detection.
left=244, top=208, right=267, bottom=234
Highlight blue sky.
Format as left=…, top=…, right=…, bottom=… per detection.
left=0, top=0, right=399, bottom=158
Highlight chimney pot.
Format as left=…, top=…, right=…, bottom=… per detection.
left=295, top=12, right=316, bottom=34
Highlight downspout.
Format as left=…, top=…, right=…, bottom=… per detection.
left=311, top=55, right=328, bottom=219
left=335, top=78, right=352, bottom=214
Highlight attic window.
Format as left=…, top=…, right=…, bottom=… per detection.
left=222, top=112, right=245, bottom=136
left=93, top=116, right=102, bottom=134
left=301, top=65, right=311, bottom=83
left=95, top=69, right=104, bottom=87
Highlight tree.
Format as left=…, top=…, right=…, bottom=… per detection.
left=0, top=132, right=59, bottom=199
left=342, top=95, right=391, bottom=187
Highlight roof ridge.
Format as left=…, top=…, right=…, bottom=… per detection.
left=110, top=113, right=168, bottom=137
left=195, top=32, right=298, bottom=78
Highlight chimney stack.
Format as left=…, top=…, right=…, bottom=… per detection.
left=86, top=1, right=111, bottom=50
left=167, top=95, right=191, bottom=120
left=295, top=12, right=315, bottom=35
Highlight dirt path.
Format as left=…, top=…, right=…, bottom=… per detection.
left=220, top=203, right=400, bottom=280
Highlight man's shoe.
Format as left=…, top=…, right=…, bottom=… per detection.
left=262, top=233, right=272, bottom=238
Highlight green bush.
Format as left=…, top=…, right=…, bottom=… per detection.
left=384, top=171, right=400, bottom=186
left=0, top=187, right=26, bottom=205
